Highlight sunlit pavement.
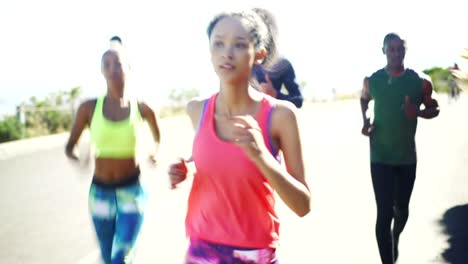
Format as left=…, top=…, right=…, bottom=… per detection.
left=1, top=95, right=467, bottom=263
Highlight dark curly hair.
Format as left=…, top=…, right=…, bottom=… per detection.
left=206, top=8, right=279, bottom=68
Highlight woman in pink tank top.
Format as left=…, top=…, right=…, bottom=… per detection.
left=168, top=8, right=311, bottom=264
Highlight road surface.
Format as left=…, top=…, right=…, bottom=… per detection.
left=1, top=96, right=467, bottom=263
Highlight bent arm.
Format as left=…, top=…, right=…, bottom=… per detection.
left=277, top=61, right=304, bottom=108
left=65, top=100, right=93, bottom=160
left=418, top=79, right=439, bottom=119
left=139, top=102, right=161, bottom=145
left=254, top=104, right=310, bottom=217
left=360, top=77, right=372, bottom=124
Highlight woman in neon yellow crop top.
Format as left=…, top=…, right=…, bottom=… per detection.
left=65, top=38, right=161, bottom=264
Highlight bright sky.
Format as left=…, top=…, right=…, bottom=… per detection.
left=0, top=0, right=467, bottom=114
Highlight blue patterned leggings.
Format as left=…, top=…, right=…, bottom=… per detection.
left=88, top=175, right=147, bottom=264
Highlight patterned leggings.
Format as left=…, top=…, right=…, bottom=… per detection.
left=185, top=239, right=279, bottom=264
left=88, top=175, right=147, bottom=264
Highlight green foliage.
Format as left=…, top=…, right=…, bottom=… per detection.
left=161, top=88, right=200, bottom=117
left=423, top=67, right=452, bottom=93
left=0, top=86, right=82, bottom=142
left=0, top=116, right=23, bottom=143
left=299, top=80, right=307, bottom=91
left=168, top=88, right=199, bottom=108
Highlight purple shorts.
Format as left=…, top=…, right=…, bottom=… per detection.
left=184, top=239, right=279, bottom=264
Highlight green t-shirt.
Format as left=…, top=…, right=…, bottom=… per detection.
left=369, top=68, right=424, bottom=165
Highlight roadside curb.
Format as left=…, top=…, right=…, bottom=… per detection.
left=0, top=132, right=69, bottom=160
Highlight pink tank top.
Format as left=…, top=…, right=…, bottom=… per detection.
left=186, top=93, right=280, bottom=249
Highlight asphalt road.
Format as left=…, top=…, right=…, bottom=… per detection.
left=1, top=95, right=467, bottom=263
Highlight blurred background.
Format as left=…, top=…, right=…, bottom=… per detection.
left=0, top=0, right=467, bottom=142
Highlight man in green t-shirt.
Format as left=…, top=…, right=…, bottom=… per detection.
left=360, top=33, right=440, bottom=264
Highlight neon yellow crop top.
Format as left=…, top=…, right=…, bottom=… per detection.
left=89, top=96, right=142, bottom=158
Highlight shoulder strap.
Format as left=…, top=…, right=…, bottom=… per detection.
left=93, top=96, right=104, bottom=118
left=258, top=97, right=278, bottom=157
left=197, top=99, right=209, bottom=131
left=197, top=93, right=217, bottom=132
left=89, top=96, right=104, bottom=131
